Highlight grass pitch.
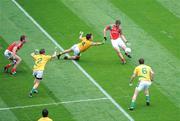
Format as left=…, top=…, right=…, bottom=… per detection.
left=0, top=0, right=180, bottom=121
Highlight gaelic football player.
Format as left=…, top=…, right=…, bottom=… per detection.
left=29, top=49, right=57, bottom=97
left=103, top=20, right=131, bottom=64
left=4, top=35, right=27, bottom=74
left=57, top=32, right=104, bottom=60
left=38, top=109, right=53, bottom=121
left=129, top=58, right=154, bottom=110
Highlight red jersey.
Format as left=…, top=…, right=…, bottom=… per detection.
left=105, top=24, right=122, bottom=40
left=7, top=41, right=23, bottom=53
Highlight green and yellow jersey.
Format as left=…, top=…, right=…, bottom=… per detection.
left=134, top=64, right=152, bottom=81
left=38, top=117, right=52, bottom=121
left=78, top=37, right=92, bottom=52
left=32, top=54, right=51, bottom=71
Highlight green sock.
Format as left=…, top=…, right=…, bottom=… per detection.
left=130, top=101, right=135, bottom=108
left=146, top=95, right=150, bottom=102
left=30, top=88, right=35, bottom=93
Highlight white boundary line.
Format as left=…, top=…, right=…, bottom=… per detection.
left=12, top=0, right=134, bottom=121
left=0, top=98, right=108, bottom=111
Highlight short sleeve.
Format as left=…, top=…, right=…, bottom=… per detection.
left=105, top=25, right=111, bottom=30
left=133, top=67, right=138, bottom=75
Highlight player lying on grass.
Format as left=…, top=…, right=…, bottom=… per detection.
left=128, top=58, right=154, bottom=110
left=103, top=20, right=131, bottom=64
left=4, top=35, right=27, bottom=75
left=29, top=49, right=57, bottom=97
left=57, top=32, right=104, bottom=60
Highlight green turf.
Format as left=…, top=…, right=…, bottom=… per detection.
left=0, top=0, right=180, bottom=121
left=0, top=0, right=131, bottom=121
left=157, top=0, right=180, bottom=18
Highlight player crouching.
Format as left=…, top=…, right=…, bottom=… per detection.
left=29, top=49, right=57, bottom=97
left=4, top=35, right=27, bottom=75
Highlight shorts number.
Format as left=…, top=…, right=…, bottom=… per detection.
left=142, top=67, right=147, bottom=74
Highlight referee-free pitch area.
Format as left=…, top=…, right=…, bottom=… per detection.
left=0, top=0, right=180, bottom=121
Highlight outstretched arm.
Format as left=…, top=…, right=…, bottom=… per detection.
left=79, top=31, right=84, bottom=40
left=103, top=26, right=108, bottom=41
left=91, top=41, right=104, bottom=46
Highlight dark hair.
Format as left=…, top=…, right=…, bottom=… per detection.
left=139, top=58, right=144, bottom=64
left=39, top=49, right=45, bottom=54
left=20, top=35, right=26, bottom=41
left=115, top=20, right=121, bottom=25
left=86, top=33, right=92, bottom=40
left=42, top=109, right=48, bottom=117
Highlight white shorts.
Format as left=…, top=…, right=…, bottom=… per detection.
left=111, top=38, right=126, bottom=50
left=33, top=70, right=44, bottom=80
left=136, top=80, right=152, bottom=91
left=71, top=44, right=80, bottom=56
left=4, top=50, right=13, bottom=59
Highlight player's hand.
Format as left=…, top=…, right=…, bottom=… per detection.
left=34, top=49, right=39, bottom=55
left=129, top=83, right=133, bottom=87
left=79, top=31, right=83, bottom=35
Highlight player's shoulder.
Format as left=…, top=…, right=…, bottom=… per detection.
left=142, top=64, right=152, bottom=70
left=144, top=64, right=151, bottom=68
left=33, top=54, right=41, bottom=59
left=44, top=54, right=52, bottom=59
left=146, top=65, right=152, bottom=70
left=81, top=37, right=87, bottom=41
left=109, top=24, right=115, bottom=28
left=81, top=37, right=86, bottom=40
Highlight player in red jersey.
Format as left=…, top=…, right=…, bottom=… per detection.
left=4, top=35, right=27, bottom=74
left=103, top=20, right=131, bottom=64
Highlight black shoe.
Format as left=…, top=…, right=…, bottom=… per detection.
left=4, top=67, right=8, bottom=73
left=125, top=53, right=132, bottom=58
left=57, top=53, right=62, bottom=59
left=64, top=56, right=68, bottom=60
left=29, top=93, right=33, bottom=98
left=33, top=90, right=38, bottom=94
left=128, top=107, right=134, bottom=111
left=146, top=102, right=150, bottom=106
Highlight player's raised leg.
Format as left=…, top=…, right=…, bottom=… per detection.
left=114, top=47, right=126, bottom=64
left=57, top=48, right=72, bottom=59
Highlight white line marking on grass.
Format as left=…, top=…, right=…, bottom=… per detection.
left=0, top=97, right=108, bottom=111
left=12, top=0, right=134, bottom=121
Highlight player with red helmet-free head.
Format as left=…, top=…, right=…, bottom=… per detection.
left=104, top=20, right=131, bottom=64
left=4, top=35, right=27, bottom=74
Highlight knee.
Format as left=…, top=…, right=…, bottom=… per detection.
left=17, top=58, right=22, bottom=63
